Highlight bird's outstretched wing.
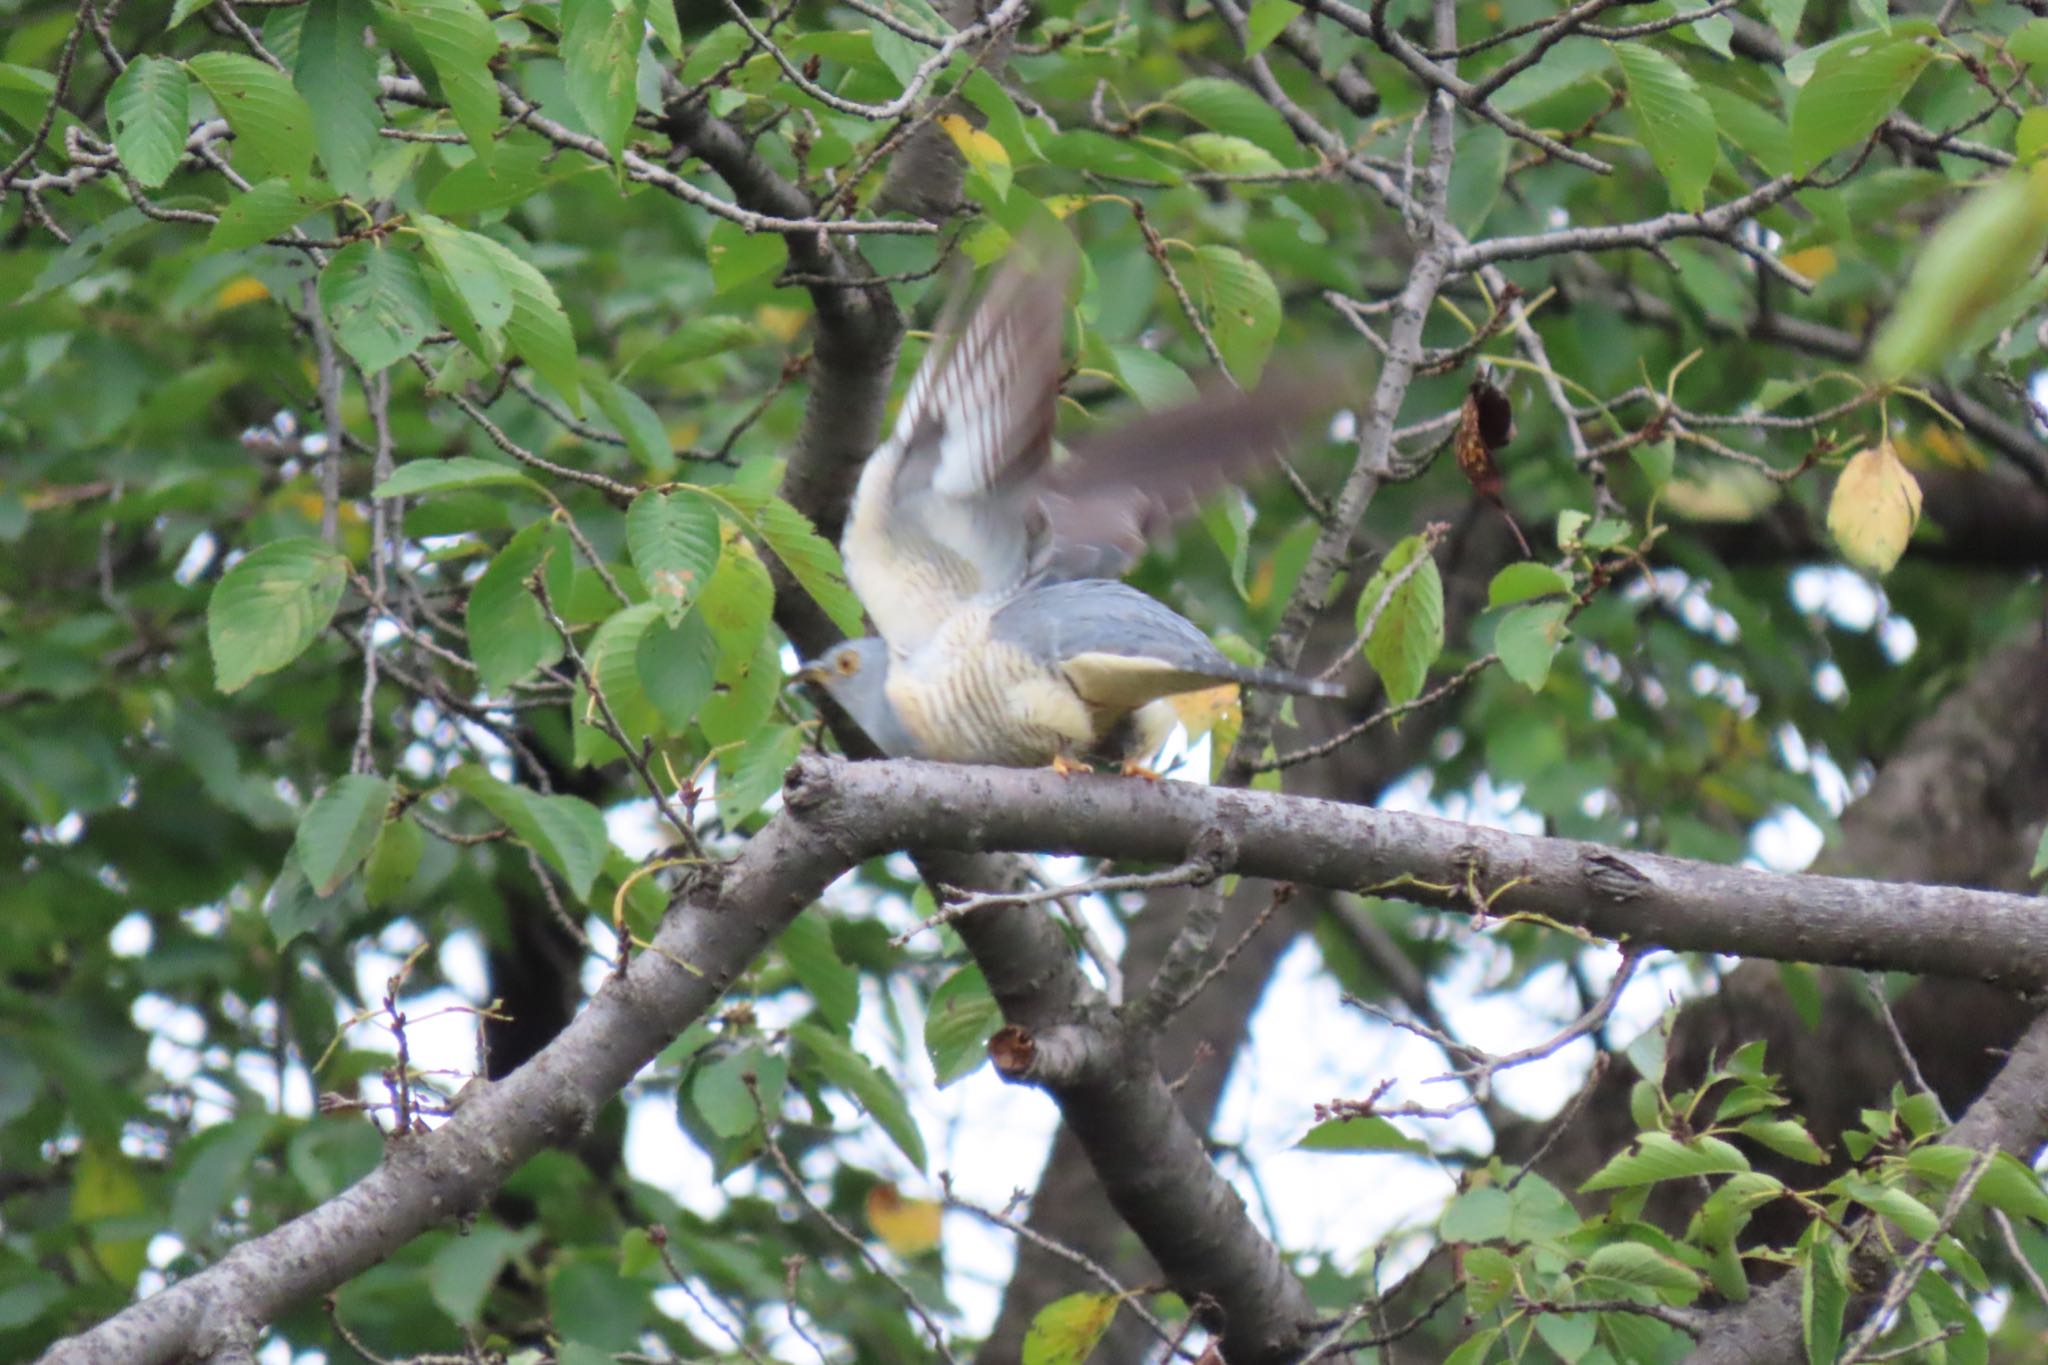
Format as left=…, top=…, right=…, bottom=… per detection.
left=1030, top=366, right=1346, bottom=584
left=842, top=236, right=1346, bottom=655
left=842, top=241, right=1071, bottom=653
left=990, top=579, right=1342, bottom=710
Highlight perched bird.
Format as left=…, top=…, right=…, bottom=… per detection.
left=799, top=582, right=1342, bottom=770
left=819, top=240, right=1343, bottom=774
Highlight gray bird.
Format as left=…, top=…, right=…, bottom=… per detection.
left=825, top=239, right=1343, bottom=774
left=799, top=582, right=1342, bottom=771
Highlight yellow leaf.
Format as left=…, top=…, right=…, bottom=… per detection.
left=1780, top=245, right=1836, bottom=282
left=215, top=275, right=271, bottom=310
left=937, top=113, right=1011, bottom=197
left=71, top=1145, right=148, bottom=1286
left=1905, top=424, right=1986, bottom=470
left=1826, top=441, right=1922, bottom=575
left=864, top=1183, right=943, bottom=1255
left=1659, top=466, right=1780, bottom=522
left=1168, top=682, right=1240, bottom=740
left=1022, top=1291, right=1119, bottom=1365
left=754, top=304, right=809, bottom=343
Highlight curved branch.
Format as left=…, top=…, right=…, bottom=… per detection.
left=41, top=752, right=2048, bottom=1364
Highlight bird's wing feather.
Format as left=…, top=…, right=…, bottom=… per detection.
left=993, top=579, right=1343, bottom=702
left=843, top=244, right=1072, bottom=651
left=1029, top=367, right=1346, bottom=584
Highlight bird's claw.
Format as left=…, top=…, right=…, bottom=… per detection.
left=1119, top=760, right=1164, bottom=782
left=1050, top=754, right=1087, bottom=777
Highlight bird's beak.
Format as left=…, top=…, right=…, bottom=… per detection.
left=792, top=661, right=828, bottom=688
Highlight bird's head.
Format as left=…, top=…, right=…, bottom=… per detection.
left=794, top=638, right=917, bottom=757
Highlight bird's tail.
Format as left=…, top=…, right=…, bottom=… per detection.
left=1217, top=663, right=1345, bottom=700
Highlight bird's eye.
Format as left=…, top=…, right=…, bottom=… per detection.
left=835, top=651, right=860, bottom=675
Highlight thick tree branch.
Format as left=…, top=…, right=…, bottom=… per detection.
left=57, top=740, right=2048, bottom=1364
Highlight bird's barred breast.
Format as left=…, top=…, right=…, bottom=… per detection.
left=886, top=613, right=1092, bottom=766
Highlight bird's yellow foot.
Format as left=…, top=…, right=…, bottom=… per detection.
left=1050, top=753, right=1088, bottom=777
left=1119, top=759, right=1164, bottom=782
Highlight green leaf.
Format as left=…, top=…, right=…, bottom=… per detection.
left=1243, top=0, right=1301, bottom=57
left=575, top=602, right=667, bottom=763
left=417, top=214, right=515, bottom=356
left=550, top=1257, right=647, bottom=1352
left=172, top=1117, right=273, bottom=1242
left=1439, top=1186, right=1512, bottom=1242
left=1801, top=1236, right=1848, bottom=1365
left=319, top=242, right=439, bottom=373
left=701, top=629, right=786, bottom=747
left=637, top=611, right=720, bottom=733
left=1534, top=1312, right=1596, bottom=1363
left=1462, top=1245, right=1517, bottom=1315
left=560, top=0, right=641, bottom=165
left=746, top=496, right=868, bottom=637
left=428, top=1223, right=536, bottom=1326
left=465, top=520, right=571, bottom=693
left=1495, top=600, right=1571, bottom=691
left=638, top=314, right=763, bottom=367
left=208, top=538, right=350, bottom=693
left=107, top=56, right=190, bottom=189
left=1584, top=1242, right=1703, bottom=1296
left=1357, top=533, right=1444, bottom=706
left=169, top=0, right=216, bottom=26
left=1296, top=1115, right=1427, bottom=1154
left=792, top=1021, right=927, bottom=1170
left=2014, top=20, right=2048, bottom=71
left=294, top=774, right=395, bottom=895
left=584, top=366, right=675, bottom=476
left=696, top=537, right=775, bottom=672
left=1109, top=344, right=1199, bottom=412
left=425, top=138, right=554, bottom=216
left=778, top=911, right=858, bottom=1031
left=924, top=965, right=1002, bottom=1087
left=376, top=0, right=501, bottom=165
left=1792, top=34, right=1933, bottom=172
left=690, top=1043, right=786, bottom=1139
left=1444, top=1329, right=1501, bottom=1365
left=1178, top=131, right=1286, bottom=178
left=295, top=0, right=381, bottom=196
left=1162, top=76, right=1297, bottom=161
left=1582, top=1132, right=1751, bottom=1191
left=1869, top=171, right=2048, bottom=380
left=1612, top=41, right=1716, bottom=212
left=362, top=812, right=424, bottom=908
left=1188, top=244, right=1282, bottom=385
left=1701, top=85, right=1792, bottom=177
left=1043, top=129, right=1182, bottom=186
left=1841, top=1177, right=1940, bottom=1239
left=468, top=233, right=581, bottom=411
left=626, top=490, right=720, bottom=625
left=1761, top=0, right=1806, bottom=41
left=208, top=177, right=338, bottom=254
left=187, top=52, right=318, bottom=182
left=1022, top=1292, right=1118, bottom=1365
left=707, top=220, right=790, bottom=294
left=375, top=455, right=541, bottom=498
left=1737, top=1117, right=1828, bottom=1165
left=448, top=764, right=609, bottom=898
left=1487, top=561, right=1572, bottom=608
left=869, top=0, right=948, bottom=89
left=1908, top=1147, right=2048, bottom=1221
left=715, top=723, right=804, bottom=825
